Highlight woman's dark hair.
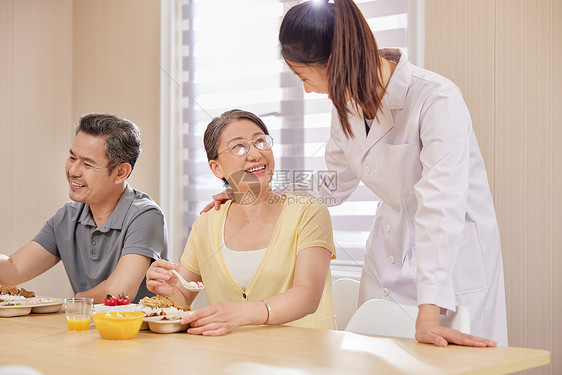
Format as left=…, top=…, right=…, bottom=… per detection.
left=204, top=109, right=270, bottom=186
left=76, top=113, right=141, bottom=176
left=279, top=0, right=384, bottom=138
left=204, top=109, right=269, bottom=162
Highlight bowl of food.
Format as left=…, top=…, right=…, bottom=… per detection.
left=92, top=311, right=145, bottom=339
left=144, top=312, right=192, bottom=334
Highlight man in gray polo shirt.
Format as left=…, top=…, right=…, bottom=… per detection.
left=0, top=113, right=168, bottom=303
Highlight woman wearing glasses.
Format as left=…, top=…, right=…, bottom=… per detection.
left=146, top=109, right=336, bottom=335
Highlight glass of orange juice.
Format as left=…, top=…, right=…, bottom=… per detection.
left=64, top=298, right=94, bottom=331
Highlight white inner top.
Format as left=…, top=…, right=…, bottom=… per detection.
left=222, top=219, right=267, bottom=290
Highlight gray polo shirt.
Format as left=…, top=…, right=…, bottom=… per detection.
left=33, top=184, right=168, bottom=303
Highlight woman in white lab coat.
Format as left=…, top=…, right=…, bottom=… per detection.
left=277, top=0, right=508, bottom=346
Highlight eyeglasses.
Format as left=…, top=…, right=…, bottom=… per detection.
left=218, top=134, right=274, bottom=157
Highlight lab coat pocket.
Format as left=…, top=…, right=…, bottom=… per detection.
left=376, top=143, right=421, bottom=195
left=453, top=219, right=488, bottom=295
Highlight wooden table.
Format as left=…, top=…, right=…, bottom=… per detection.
left=0, top=312, right=549, bottom=374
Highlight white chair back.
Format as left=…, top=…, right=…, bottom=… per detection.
left=345, top=299, right=417, bottom=338
left=440, top=304, right=471, bottom=334
left=331, top=278, right=360, bottom=330
left=345, top=299, right=471, bottom=338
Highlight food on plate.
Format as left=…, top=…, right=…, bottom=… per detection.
left=143, top=312, right=193, bottom=334
left=103, top=293, right=130, bottom=306
left=0, top=286, right=59, bottom=306
left=104, top=294, right=118, bottom=306
left=0, top=286, right=18, bottom=296
left=94, top=296, right=192, bottom=324
left=30, top=297, right=59, bottom=303
left=160, top=315, right=183, bottom=321
left=138, top=296, right=190, bottom=311
left=0, top=289, right=62, bottom=317
left=134, top=296, right=191, bottom=323
left=0, top=285, right=35, bottom=298
left=117, top=294, right=130, bottom=306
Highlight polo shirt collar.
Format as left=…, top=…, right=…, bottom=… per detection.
left=78, top=184, right=134, bottom=232
left=380, top=48, right=413, bottom=110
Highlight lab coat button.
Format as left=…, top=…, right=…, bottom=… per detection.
left=364, top=166, right=370, bottom=175
left=384, top=224, right=391, bottom=233
left=382, top=288, right=390, bottom=296
left=388, top=255, right=395, bottom=264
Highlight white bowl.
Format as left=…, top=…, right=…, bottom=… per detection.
left=144, top=312, right=193, bottom=334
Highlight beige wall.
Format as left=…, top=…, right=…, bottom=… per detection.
left=426, top=1, right=561, bottom=374
left=0, top=0, right=75, bottom=298
left=72, top=0, right=161, bottom=197
left=0, top=0, right=160, bottom=298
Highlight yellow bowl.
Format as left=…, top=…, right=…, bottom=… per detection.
left=92, top=311, right=145, bottom=340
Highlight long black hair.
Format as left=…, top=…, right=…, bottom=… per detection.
left=280, top=0, right=384, bottom=139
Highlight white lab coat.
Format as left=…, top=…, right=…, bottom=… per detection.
left=312, top=49, right=508, bottom=344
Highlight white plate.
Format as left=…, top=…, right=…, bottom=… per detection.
left=93, top=303, right=139, bottom=313
left=0, top=295, right=27, bottom=302
left=0, top=296, right=63, bottom=317
left=31, top=301, right=63, bottom=314
left=144, top=311, right=193, bottom=334
left=0, top=305, right=32, bottom=318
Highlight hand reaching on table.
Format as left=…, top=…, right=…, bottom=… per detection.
left=415, top=304, right=497, bottom=347
left=182, top=300, right=267, bottom=336
left=199, top=189, right=234, bottom=214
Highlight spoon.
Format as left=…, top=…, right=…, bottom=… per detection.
left=170, top=269, right=204, bottom=291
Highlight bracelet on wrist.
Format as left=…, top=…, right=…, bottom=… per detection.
left=261, top=299, right=271, bottom=324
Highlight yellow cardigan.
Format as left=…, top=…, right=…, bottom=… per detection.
left=180, top=194, right=336, bottom=329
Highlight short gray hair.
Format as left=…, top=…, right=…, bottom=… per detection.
left=76, top=113, right=141, bottom=176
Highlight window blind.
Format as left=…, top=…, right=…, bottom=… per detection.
left=179, top=0, right=416, bottom=280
